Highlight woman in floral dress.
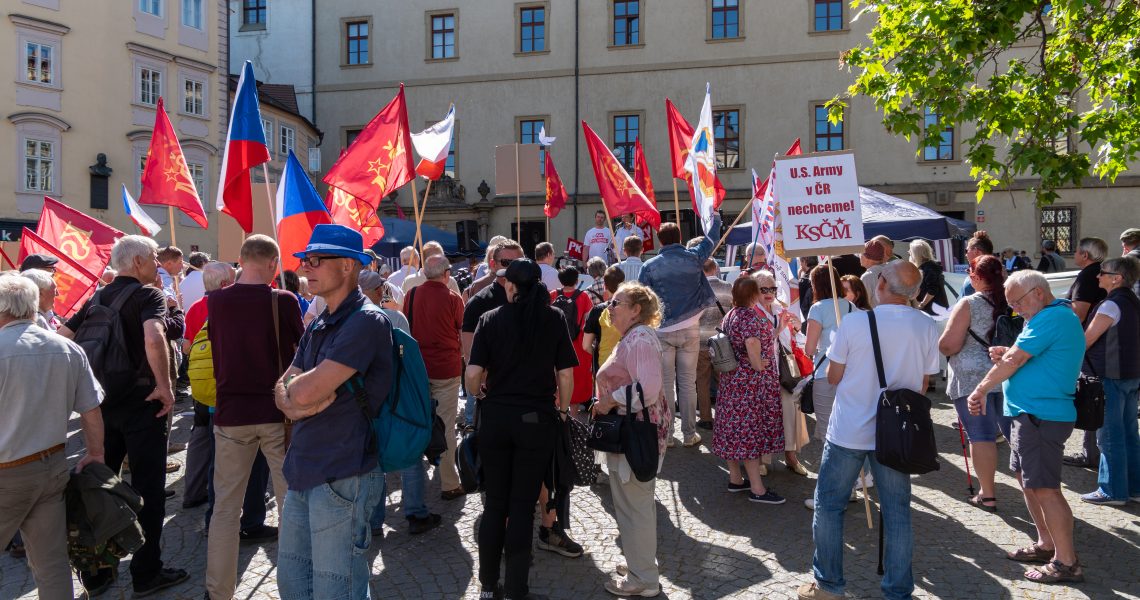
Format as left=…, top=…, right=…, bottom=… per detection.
left=713, top=276, right=786, bottom=504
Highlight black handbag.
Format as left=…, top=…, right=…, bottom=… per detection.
left=778, top=343, right=804, bottom=393
left=868, top=311, right=940, bottom=475
left=456, top=402, right=482, bottom=493
left=587, top=406, right=624, bottom=453
left=800, top=356, right=825, bottom=415
left=567, top=416, right=601, bottom=486
left=1075, top=357, right=1106, bottom=432
left=620, top=383, right=660, bottom=483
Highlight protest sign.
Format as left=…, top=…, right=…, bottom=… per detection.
left=565, top=237, right=584, bottom=261
left=773, top=150, right=863, bottom=257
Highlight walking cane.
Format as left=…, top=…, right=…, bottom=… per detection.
left=957, top=419, right=975, bottom=498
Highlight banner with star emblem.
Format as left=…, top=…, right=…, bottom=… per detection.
left=37, top=196, right=123, bottom=278
left=772, top=150, right=863, bottom=257
left=324, top=84, right=415, bottom=206
left=18, top=227, right=100, bottom=318
left=139, top=97, right=209, bottom=228
left=581, top=120, right=660, bottom=230
left=543, top=150, right=569, bottom=218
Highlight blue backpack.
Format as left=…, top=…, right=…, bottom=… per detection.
left=343, top=308, right=433, bottom=473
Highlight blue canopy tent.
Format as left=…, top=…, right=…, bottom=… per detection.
left=369, top=218, right=486, bottom=268
left=724, top=186, right=976, bottom=246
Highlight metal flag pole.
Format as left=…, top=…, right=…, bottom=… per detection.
left=672, top=178, right=681, bottom=229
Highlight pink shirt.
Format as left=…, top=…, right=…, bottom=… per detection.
left=596, top=324, right=669, bottom=457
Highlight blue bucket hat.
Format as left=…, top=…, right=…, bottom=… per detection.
left=293, top=224, right=373, bottom=266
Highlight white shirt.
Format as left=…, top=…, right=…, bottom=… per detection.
left=180, top=270, right=206, bottom=310
left=584, top=227, right=613, bottom=262
left=387, top=265, right=416, bottom=289
left=539, top=263, right=561, bottom=292
left=826, top=304, right=941, bottom=450
left=614, top=224, right=638, bottom=249
left=617, top=257, right=643, bottom=283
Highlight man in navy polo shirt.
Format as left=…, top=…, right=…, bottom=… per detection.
left=274, top=225, right=393, bottom=599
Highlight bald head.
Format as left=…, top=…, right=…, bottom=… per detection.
left=424, top=254, right=451, bottom=280
left=877, top=260, right=922, bottom=304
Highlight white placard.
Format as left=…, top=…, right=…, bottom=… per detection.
left=773, top=150, right=864, bottom=257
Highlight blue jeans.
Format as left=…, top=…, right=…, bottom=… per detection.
left=812, top=441, right=914, bottom=600
left=952, top=392, right=1013, bottom=442
left=368, top=460, right=429, bottom=530
left=464, top=390, right=477, bottom=426
left=278, top=474, right=380, bottom=600
left=1097, top=377, right=1140, bottom=501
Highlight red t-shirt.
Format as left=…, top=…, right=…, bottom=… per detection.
left=552, top=288, right=595, bottom=404
left=207, top=283, right=304, bottom=426
left=184, top=295, right=208, bottom=343
left=407, top=280, right=464, bottom=379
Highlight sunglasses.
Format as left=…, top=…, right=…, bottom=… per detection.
left=298, top=255, right=345, bottom=268
left=759, top=286, right=778, bottom=294
left=498, top=258, right=516, bottom=267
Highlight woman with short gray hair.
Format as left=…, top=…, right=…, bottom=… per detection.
left=0, top=276, right=39, bottom=321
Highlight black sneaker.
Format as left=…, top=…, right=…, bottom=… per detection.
left=697, top=419, right=714, bottom=430
left=537, top=525, right=584, bottom=558
left=80, top=568, right=115, bottom=597
left=132, top=567, right=189, bottom=598
left=748, top=490, right=786, bottom=505
left=408, top=513, right=442, bottom=535
left=727, top=480, right=750, bottom=493
left=239, top=525, right=279, bottom=544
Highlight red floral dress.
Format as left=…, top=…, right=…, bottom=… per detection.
left=712, top=307, right=785, bottom=460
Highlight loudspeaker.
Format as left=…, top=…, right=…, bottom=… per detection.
left=456, top=220, right=479, bottom=253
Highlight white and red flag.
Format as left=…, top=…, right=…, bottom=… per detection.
left=411, top=104, right=455, bottom=180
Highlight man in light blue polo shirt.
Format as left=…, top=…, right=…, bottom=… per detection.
left=968, top=270, right=1085, bottom=585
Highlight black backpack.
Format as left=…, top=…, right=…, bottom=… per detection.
left=72, top=283, right=144, bottom=397
left=551, top=290, right=584, bottom=340
left=966, top=296, right=1025, bottom=349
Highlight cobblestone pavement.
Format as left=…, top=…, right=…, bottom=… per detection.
left=4, top=383, right=1140, bottom=599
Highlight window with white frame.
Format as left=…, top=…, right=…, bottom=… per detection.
left=280, top=125, right=295, bottom=155
left=24, top=139, right=54, bottom=193
left=182, top=0, right=203, bottom=29
left=187, top=162, right=206, bottom=197
left=262, top=119, right=274, bottom=151
left=139, top=0, right=162, bottom=17
left=25, top=42, right=54, bottom=85
left=183, top=78, right=204, bottom=115
left=139, top=67, right=162, bottom=106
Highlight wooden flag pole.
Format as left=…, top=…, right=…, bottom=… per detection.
left=261, top=164, right=285, bottom=286
left=410, top=177, right=424, bottom=255
left=416, top=178, right=433, bottom=249
left=598, top=199, right=620, bottom=263
left=709, top=195, right=756, bottom=257
left=166, top=206, right=184, bottom=309
left=672, top=178, right=681, bottom=229
left=514, top=143, right=521, bottom=241
left=546, top=216, right=550, bottom=244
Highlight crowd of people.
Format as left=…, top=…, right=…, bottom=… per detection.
left=1, top=218, right=1138, bottom=600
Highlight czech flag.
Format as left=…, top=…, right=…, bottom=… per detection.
left=411, top=104, right=455, bottom=180
left=122, top=184, right=161, bottom=236
left=216, top=61, right=270, bottom=233
left=276, top=150, right=332, bottom=272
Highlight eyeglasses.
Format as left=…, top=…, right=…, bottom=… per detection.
left=298, top=255, right=344, bottom=268
left=1008, top=287, right=1038, bottom=307
left=1099, top=270, right=1119, bottom=277
left=759, top=286, right=778, bottom=294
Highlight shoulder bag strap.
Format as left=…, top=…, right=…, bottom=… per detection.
left=716, top=300, right=726, bottom=316
left=867, top=310, right=888, bottom=390
left=406, top=286, right=417, bottom=329
left=966, top=328, right=990, bottom=348
left=271, top=289, right=282, bottom=374
left=109, top=282, right=143, bottom=312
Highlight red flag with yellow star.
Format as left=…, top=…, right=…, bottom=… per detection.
left=543, top=151, right=569, bottom=218
left=138, top=97, right=209, bottom=228
left=325, top=186, right=385, bottom=248
left=324, top=84, right=415, bottom=207
left=581, top=120, right=660, bottom=230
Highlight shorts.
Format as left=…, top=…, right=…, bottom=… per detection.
left=1009, top=413, right=1075, bottom=489
left=952, top=393, right=1013, bottom=443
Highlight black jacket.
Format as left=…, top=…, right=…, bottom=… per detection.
left=66, top=462, right=145, bottom=571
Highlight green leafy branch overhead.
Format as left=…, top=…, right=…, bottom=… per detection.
left=828, top=0, right=1140, bottom=205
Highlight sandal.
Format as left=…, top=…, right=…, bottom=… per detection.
left=1006, top=543, right=1053, bottom=564
left=1025, top=559, right=1084, bottom=584
left=968, top=496, right=997, bottom=513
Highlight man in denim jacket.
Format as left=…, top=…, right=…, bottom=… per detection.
left=638, top=214, right=721, bottom=446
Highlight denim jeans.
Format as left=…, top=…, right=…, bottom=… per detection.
left=812, top=441, right=914, bottom=600
left=368, top=459, right=429, bottom=530
left=464, top=390, right=477, bottom=426
left=278, top=474, right=380, bottom=600
left=656, top=324, right=700, bottom=439
left=1097, top=377, right=1140, bottom=501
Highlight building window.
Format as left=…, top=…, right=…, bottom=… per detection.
left=612, top=114, right=639, bottom=172
left=613, top=1, right=640, bottom=46
left=519, top=119, right=546, bottom=176
left=345, top=20, right=369, bottom=65
left=1040, top=206, right=1075, bottom=254
left=345, top=128, right=362, bottom=149
left=923, top=107, right=955, bottom=160
left=262, top=119, right=273, bottom=152
left=138, top=67, right=161, bottom=106
left=520, top=6, right=545, bottom=53
left=187, top=162, right=206, bottom=197
left=814, top=104, right=844, bottom=151
left=813, top=0, right=843, bottom=32
left=713, top=108, right=740, bottom=169
left=24, top=42, right=54, bottom=85
left=24, top=139, right=54, bottom=193
left=431, top=13, right=456, bottom=59
left=711, top=0, right=739, bottom=39
left=280, top=125, right=295, bottom=155
left=182, top=0, right=203, bottom=29
left=182, top=78, right=204, bottom=115
left=139, top=0, right=162, bottom=17
left=243, top=0, right=267, bottom=27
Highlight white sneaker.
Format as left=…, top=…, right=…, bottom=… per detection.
left=604, top=577, right=661, bottom=597
left=803, top=498, right=815, bottom=510
left=682, top=433, right=702, bottom=447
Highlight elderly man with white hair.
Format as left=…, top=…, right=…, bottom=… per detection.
left=19, top=268, right=59, bottom=330
left=0, top=275, right=105, bottom=600
left=59, top=234, right=189, bottom=596
left=388, top=245, right=420, bottom=289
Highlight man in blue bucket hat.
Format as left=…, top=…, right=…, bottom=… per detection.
left=274, top=224, right=393, bottom=598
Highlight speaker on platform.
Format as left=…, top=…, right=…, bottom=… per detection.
left=456, top=220, right=480, bottom=253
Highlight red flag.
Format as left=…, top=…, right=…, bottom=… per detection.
left=544, top=151, right=570, bottom=218
left=632, top=137, right=657, bottom=212
left=37, top=196, right=124, bottom=277
left=753, top=139, right=803, bottom=200
left=324, top=84, right=415, bottom=205
left=325, top=187, right=385, bottom=248
left=18, top=228, right=99, bottom=318
left=665, top=98, right=726, bottom=206
left=138, top=97, right=208, bottom=228
left=581, top=121, right=660, bottom=230
left=565, top=238, right=584, bottom=260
